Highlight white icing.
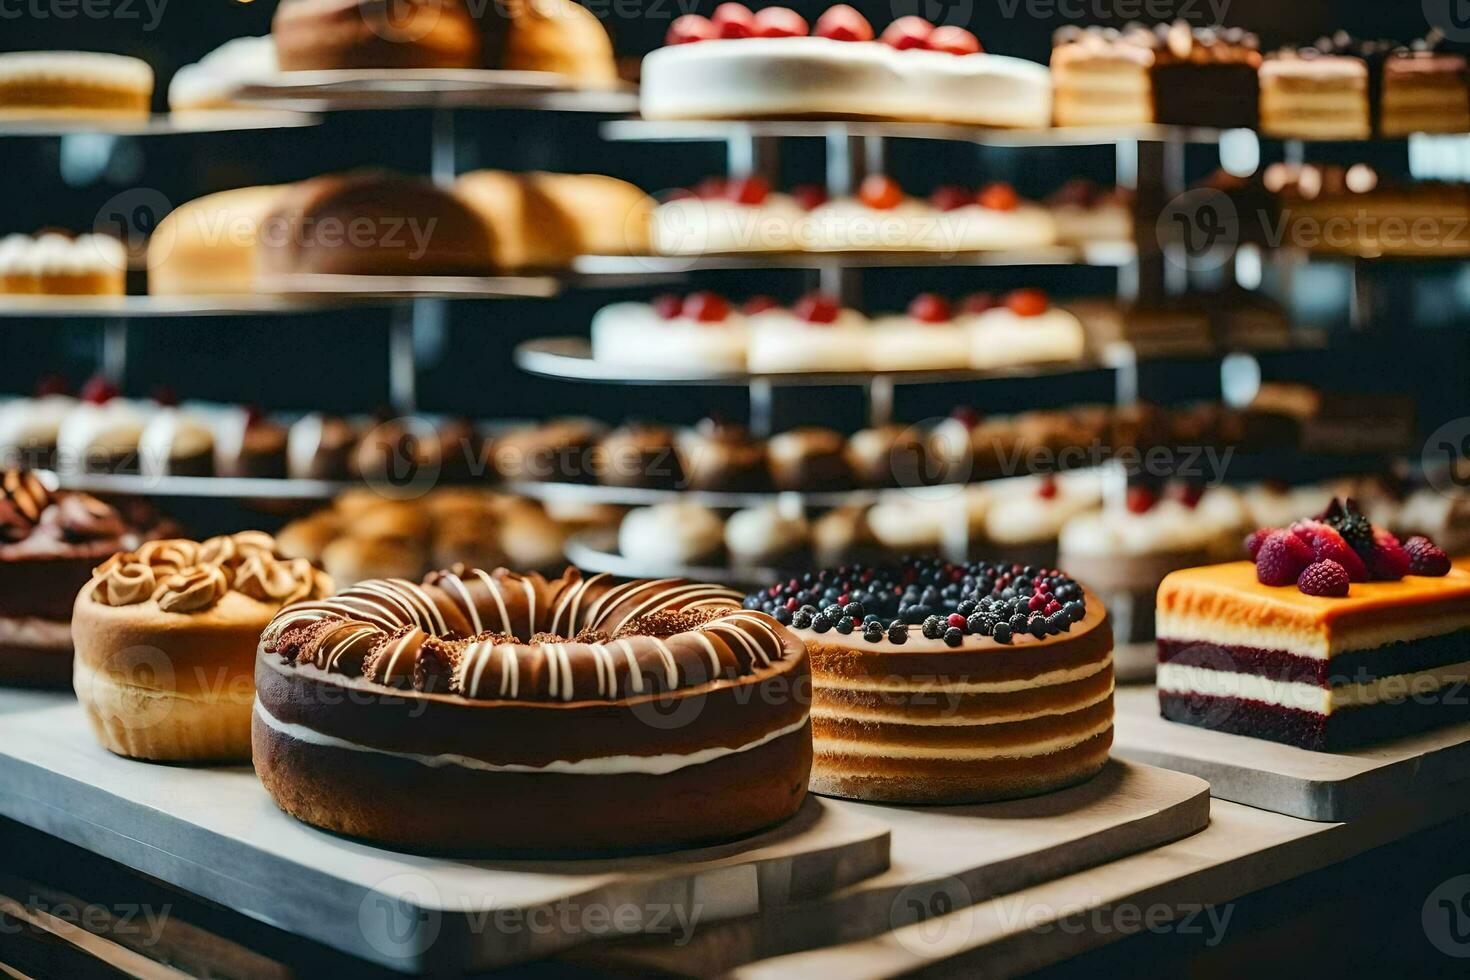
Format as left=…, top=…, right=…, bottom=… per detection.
left=747, top=308, right=869, bottom=373
left=255, top=699, right=810, bottom=776
left=865, top=314, right=968, bottom=371
left=168, top=36, right=278, bottom=111
left=814, top=716, right=1113, bottom=761
left=56, top=399, right=149, bottom=474
left=641, top=38, right=1050, bottom=128
left=724, top=504, right=809, bottom=561
left=966, top=306, right=1085, bottom=369
left=138, top=407, right=215, bottom=475
left=0, top=394, right=76, bottom=454
left=618, top=503, right=723, bottom=565
left=651, top=194, right=804, bottom=254
left=590, top=301, right=750, bottom=372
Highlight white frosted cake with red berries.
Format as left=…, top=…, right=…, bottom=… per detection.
left=591, top=293, right=750, bottom=373
left=747, top=557, right=1112, bottom=804
left=641, top=5, right=1051, bottom=128
left=650, top=177, right=807, bottom=254
left=747, top=293, right=869, bottom=373
left=964, top=289, right=1086, bottom=369
left=866, top=293, right=969, bottom=371
left=1157, top=499, right=1470, bottom=751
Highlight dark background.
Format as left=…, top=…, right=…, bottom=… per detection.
left=0, top=0, right=1466, bottom=439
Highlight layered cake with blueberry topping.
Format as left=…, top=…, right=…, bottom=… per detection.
left=747, top=557, right=1112, bottom=803
left=255, top=567, right=811, bottom=853
left=1157, top=499, right=1470, bottom=750
left=642, top=5, right=1051, bottom=127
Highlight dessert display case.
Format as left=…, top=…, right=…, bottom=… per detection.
left=5, top=3, right=1470, bottom=976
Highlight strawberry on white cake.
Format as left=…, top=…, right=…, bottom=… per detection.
left=642, top=4, right=1051, bottom=128
left=590, top=292, right=750, bottom=372
left=930, top=182, right=1058, bottom=250
left=866, top=293, right=970, bottom=370
left=965, top=289, right=1086, bottom=369
left=651, top=176, right=806, bottom=254
left=746, top=293, right=869, bottom=373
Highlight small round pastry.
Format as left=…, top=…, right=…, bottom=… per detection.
left=434, top=416, right=485, bottom=482
left=72, top=533, right=331, bottom=761
left=276, top=511, right=342, bottom=565
left=353, top=499, right=435, bottom=546
left=726, top=505, right=809, bottom=564
left=353, top=415, right=446, bottom=487
left=254, top=567, right=811, bottom=853
left=746, top=293, right=869, bottom=374
left=983, top=472, right=1101, bottom=568
left=964, top=289, right=1085, bottom=370
left=768, top=427, right=852, bottom=492
left=1047, top=179, right=1133, bottom=246
left=0, top=474, right=160, bottom=685
left=56, top=379, right=149, bottom=475
left=812, top=505, right=875, bottom=566
left=287, top=413, right=358, bottom=481
left=619, top=502, right=724, bottom=567
left=215, top=407, right=289, bottom=479
left=494, top=418, right=604, bottom=484
left=591, top=295, right=749, bottom=375
left=138, top=403, right=215, bottom=478
left=846, top=424, right=932, bottom=488
left=801, top=176, right=950, bottom=252
left=747, top=556, right=1111, bottom=804
left=0, top=233, right=128, bottom=296
left=148, top=185, right=288, bottom=296
left=866, top=294, right=968, bottom=372
left=272, top=0, right=483, bottom=70
left=651, top=178, right=806, bottom=254
left=257, top=171, right=496, bottom=280
left=430, top=508, right=504, bottom=571
left=932, top=182, right=1057, bottom=251
left=678, top=418, right=768, bottom=492
left=0, top=378, right=76, bottom=469
left=497, top=499, right=572, bottom=570
left=867, top=485, right=989, bottom=555
left=0, top=51, right=152, bottom=118
left=321, top=536, right=427, bottom=586
left=594, top=423, right=684, bottom=489
left=168, top=36, right=279, bottom=113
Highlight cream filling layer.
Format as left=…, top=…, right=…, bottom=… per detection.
left=812, top=678, right=1113, bottom=727
left=1157, top=609, right=1470, bottom=660
left=814, top=716, right=1112, bottom=761
left=814, top=655, right=1110, bottom=695
left=1157, top=658, right=1470, bottom=716
left=253, top=700, right=808, bottom=776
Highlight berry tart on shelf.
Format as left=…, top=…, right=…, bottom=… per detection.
left=254, top=567, right=811, bottom=853
left=746, top=556, right=1112, bottom=804
left=641, top=4, right=1051, bottom=127
left=1157, top=499, right=1470, bottom=750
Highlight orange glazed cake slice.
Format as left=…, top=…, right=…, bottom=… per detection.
left=1157, top=499, right=1470, bottom=751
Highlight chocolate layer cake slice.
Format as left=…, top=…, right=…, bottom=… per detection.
left=1157, top=561, right=1470, bottom=750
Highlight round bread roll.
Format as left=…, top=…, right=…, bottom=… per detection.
left=148, top=186, right=288, bottom=296
left=453, top=170, right=582, bottom=271
left=527, top=172, right=653, bottom=257
left=321, top=536, right=427, bottom=585
left=272, top=0, right=483, bottom=71
left=504, top=0, right=617, bottom=84
left=257, top=171, right=496, bottom=280
left=275, top=512, right=342, bottom=564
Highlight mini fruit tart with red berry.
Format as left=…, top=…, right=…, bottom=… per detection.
left=642, top=4, right=1052, bottom=128
left=1156, top=498, right=1470, bottom=751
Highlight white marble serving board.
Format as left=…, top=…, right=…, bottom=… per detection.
left=569, top=759, right=1211, bottom=976
left=1112, top=684, right=1470, bottom=820
left=0, top=690, right=889, bottom=973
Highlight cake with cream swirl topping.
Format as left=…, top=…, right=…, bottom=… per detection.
left=72, top=531, right=331, bottom=761
left=253, top=566, right=811, bottom=854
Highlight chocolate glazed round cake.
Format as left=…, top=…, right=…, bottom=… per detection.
left=254, top=566, right=812, bottom=854
left=747, top=558, right=1113, bottom=804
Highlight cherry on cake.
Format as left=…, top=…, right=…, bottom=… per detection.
left=1157, top=499, right=1470, bottom=750
left=746, top=556, right=1113, bottom=804
left=651, top=176, right=804, bottom=254
left=746, top=293, right=868, bottom=373
left=1047, top=180, right=1134, bottom=246
left=965, top=289, right=1086, bottom=369
left=642, top=5, right=1051, bottom=128
left=866, top=293, right=969, bottom=371
left=928, top=181, right=1057, bottom=250
left=591, top=293, right=750, bottom=374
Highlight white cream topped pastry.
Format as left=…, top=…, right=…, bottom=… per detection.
left=966, top=289, right=1085, bottom=369
left=618, top=502, right=724, bottom=566
left=56, top=389, right=149, bottom=474
left=866, top=293, right=969, bottom=371
left=725, top=504, right=809, bottom=562
left=746, top=294, right=868, bottom=373
left=984, top=471, right=1103, bottom=546
left=651, top=179, right=805, bottom=254
left=591, top=294, right=750, bottom=373
left=168, top=36, right=279, bottom=112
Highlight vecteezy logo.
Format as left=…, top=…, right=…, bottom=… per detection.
left=1424, top=0, right=1470, bottom=42
left=1422, top=417, right=1470, bottom=495
left=1423, top=875, right=1470, bottom=956
left=890, top=877, right=975, bottom=957
left=93, top=187, right=172, bottom=270
left=361, top=0, right=448, bottom=45
left=1157, top=187, right=1239, bottom=272
left=887, top=0, right=973, bottom=28
left=359, top=874, right=443, bottom=962
left=359, top=417, right=443, bottom=500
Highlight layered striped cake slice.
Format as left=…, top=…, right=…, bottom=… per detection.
left=1157, top=561, right=1470, bottom=751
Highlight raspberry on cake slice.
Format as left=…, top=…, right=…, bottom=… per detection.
left=1157, top=498, right=1470, bottom=751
